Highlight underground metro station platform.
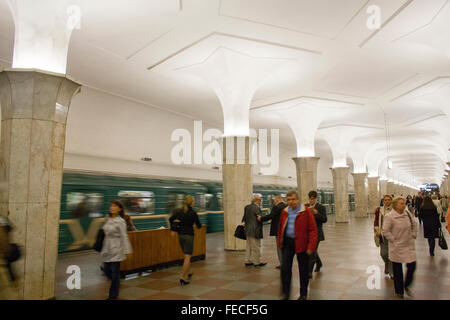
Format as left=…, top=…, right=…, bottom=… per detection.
left=0, top=0, right=450, bottom=307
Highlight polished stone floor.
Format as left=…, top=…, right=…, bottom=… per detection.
left=55, top=214, right=450, bottom=300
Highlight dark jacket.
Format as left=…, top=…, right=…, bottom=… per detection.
left=243, top=203, right=263, bottom=239
left=277, top=205, right=318, bottom=253
left=261, top=202, right=287, bottom=236
left=169, top=207, right=202, bottom=235
left=415, top=197, right=423, bottom=211
left=306, top=202, right=327, bottom=242
left=419, top=207, right=440, bottom=239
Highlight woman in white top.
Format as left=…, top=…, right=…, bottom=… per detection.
left=382, top=197, right=417, bottom=299
left=101, top=201, right=132, bottom=300
left=432, top=195, right=444, bottom=220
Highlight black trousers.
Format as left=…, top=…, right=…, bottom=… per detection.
left=427, top=238, right=435, bottom=255
left=392, top=261, right=416, bottom=295
left=104, top=261, right=121, bottom=299
left=308, top=241, right=322, bottom=274
left=281, top=237, right=310, bottom=298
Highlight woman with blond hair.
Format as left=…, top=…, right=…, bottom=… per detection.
left=382, top=197, right=417, bottom=298
left=169, top=195, right=202, bottom=285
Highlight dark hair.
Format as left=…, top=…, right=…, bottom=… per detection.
left=286, top=190, right=298, bottom=199
left=110, top=200, right=125, bottom=217
left=421, top=196, right=435, bottom=210
left=308, top=191, right=318, bottom=199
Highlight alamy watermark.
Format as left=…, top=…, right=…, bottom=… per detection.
left=66, top=265, right=81, bottom=290
left=366, top=5, right=381, bottom=30
left=170, top=121, right=279, bottom=175
left=66, top=5, right=82, bottom=30
left=366, top=265, right=381, bottom=290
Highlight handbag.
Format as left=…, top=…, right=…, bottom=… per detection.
left=170, top=209, right=183, bottom=233
left=234, top=225, right=246, bottom=240
left=439, top=228, right=448, bottom=250
left=93, top=229, right=105, bottom=252
left=374, top=234, right=380, bottom=247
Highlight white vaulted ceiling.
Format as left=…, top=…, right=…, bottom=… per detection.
left=0, top=0, right=449, bottom=185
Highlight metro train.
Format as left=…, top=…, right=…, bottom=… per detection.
left=58, top=172, right=355, bottom=254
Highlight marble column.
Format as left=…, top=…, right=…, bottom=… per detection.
left=293, top=157, right=320, bottom=204
left=332, top=167, right=349, bottom=223
left=446, top=170, right=450, bottom=196
left=379, top=179, right=387, bottom=197
left=0, top=70, right=81, bottom=299
left=367, top=177, right=379, bottom=214
left=352, top=173, right=368, bottom=217
left=222, top=136, right=252, bottom=251
left=386, top=182, right=395, bottom=196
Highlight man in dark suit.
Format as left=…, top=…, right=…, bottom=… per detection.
left=259, top=196, right=287, bottom=268
left=305, top=190, right=327, bottom=278
left=242, top=195, right=266, bottom=267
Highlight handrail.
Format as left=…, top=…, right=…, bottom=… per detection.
left=60, top=208, right=273, bottom=224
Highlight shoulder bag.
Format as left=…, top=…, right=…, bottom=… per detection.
left=93, top=229, right=105, bottom=252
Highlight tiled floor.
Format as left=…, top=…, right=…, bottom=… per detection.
left=55, top=214, right=450, bottom=300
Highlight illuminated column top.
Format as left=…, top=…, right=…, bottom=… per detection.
left=8, top=0, right=81, bottom=74
left=318, top=125, right=372, bottom=168
left=255, top=98, right=358, bottom=157
left=178, top=47, right=287, bottom=137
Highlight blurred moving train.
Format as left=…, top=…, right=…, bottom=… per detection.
left=58, top=172, right=355, bottom=254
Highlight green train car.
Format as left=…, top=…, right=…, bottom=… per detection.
left=59, top=173, right=208, bottom=253
left=58, top=172, right=356, bottom=254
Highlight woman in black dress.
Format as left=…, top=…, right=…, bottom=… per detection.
left=419, top=196, right=441, bottom=256
left=169, top=195, right=202, bottom=285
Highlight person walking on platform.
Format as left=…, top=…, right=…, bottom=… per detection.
left=306, top=190, right=327, bottom=278
left=432, top=194, right=444, bottom=222
left=419, top=196, right=441, bottom=257
left=441, top=196, right=448, bottom=219
left=101, top=200, right=133, bottom=300
left=374, top=195, right=394, bottom=279
left=278, top=190, right=317, bottom=300
left=243, top=195, right=266, bottom=267
left=169, top=195, right=202, bottom=285
left=382, top=197, right=417, bottom=299
left=259, top=195, right=287, bottom=269
left=446, top=207, right=450, bottom=234
left=415, top=192, right=423, bottom=224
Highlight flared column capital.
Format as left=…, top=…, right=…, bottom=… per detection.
left=0, top=69, right=81, bottom=123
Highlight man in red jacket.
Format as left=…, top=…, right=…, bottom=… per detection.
left=278, top=190, right=318, bottom=300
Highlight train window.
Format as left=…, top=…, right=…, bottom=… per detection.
left=196, top=193, right=206, bottom=212
left=117, top=191, right=155, bottom=215
left=67, top=192, right=103, bottom=218
left=217, top=192, right=223, bottom=210
left=205, top=194, right=214, bottom=210
left=167, top=193, right=186, bottom=214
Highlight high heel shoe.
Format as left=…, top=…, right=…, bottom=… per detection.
left=180, top=279, right=190, bottom=286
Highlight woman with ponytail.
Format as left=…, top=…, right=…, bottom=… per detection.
left=169, top=195, right=202, bottom=286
